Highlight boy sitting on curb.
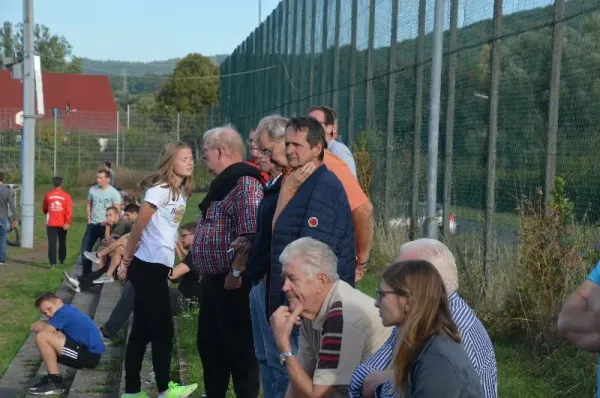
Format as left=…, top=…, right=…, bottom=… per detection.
left=28, top=292, right=105, bottom=395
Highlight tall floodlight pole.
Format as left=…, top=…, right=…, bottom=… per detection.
left=425, top=0, right=445, bottom=239
left=259, top=0, right=262, bottom=25
left=21, top=0, right=36, bottom=248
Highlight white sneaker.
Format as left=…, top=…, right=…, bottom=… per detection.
left=64, top=277, right=81, bottom=293
left=84, top=251, right=101, bottom=264
left=93, top=274, right=114, bottom=284
left=63, top=271, right=80, bottom=287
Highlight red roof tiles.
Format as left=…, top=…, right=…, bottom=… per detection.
left=0, top=70, right=118, bottom=134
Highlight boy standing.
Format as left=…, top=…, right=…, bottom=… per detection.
left=80, top=169, right=121, bottom=275
left=28, top=292, right=105, bottom=395
left=42, top=176, right=72, bottom=268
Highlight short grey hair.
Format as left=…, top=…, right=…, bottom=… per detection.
left=255, top=115, right=289, bottom=141
left=397, top=238, right=459, bottom=294
left=279, top=237, right=339, bottom=281
left=203, top=124, right=245, bottom=156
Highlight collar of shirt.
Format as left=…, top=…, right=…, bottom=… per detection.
left=312, top=280, right=340, bottom=331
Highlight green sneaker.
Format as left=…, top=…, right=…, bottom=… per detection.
left=158, top=381, right=198, bottom=398
left=120, top=392, right=149, bottom=398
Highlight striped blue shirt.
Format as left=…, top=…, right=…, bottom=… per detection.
left=349, top=292, right=497, bottom=398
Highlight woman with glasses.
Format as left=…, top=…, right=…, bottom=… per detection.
left=373, top=260, right=484, bottom=398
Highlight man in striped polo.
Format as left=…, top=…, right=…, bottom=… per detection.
left=270, top=237, right=391, bottom=398
left=350, top=238, right=498, bottom=398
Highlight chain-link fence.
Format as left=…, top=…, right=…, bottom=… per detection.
left=215, top=0, right=600, bottom=246
left=0, top=107, right=221, bottom=189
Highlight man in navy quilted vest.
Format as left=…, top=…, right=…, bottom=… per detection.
left=269, top=117, right=355, bottom=319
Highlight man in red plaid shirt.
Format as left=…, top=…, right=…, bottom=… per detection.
left=188, top=125, right=264, bottom=398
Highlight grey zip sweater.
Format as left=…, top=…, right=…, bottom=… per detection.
left=0, top=184, right=18, bottom=220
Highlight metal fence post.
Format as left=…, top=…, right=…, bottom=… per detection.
left=331, top=0, right=341, bottom=110
left=484, top=0, right=503, bottom=286
left=365, top=0, right=376, bottom=130
left=299, top=0, right=307, bottom=114
left=443, top=0, right=460, bottom=240
left=177, top=112, right=180, bottom=141
left=320, top=0, right=329, bottom=105
left=545, top=0, right=565, bottom=211
left=309, top=0, right=317, bottom=105
left=411, top=0, right=427, bottom=240
left=116, top=110, right=120, bottom=166
left=278, top=4, right=285, bottom=115
left=347, top=0, right=358, bottom=145
left=53, top=108, right=57, bottom=176
left=385, top=0, right=399, bottom=218
left=425, top=0, right=446, bottom=239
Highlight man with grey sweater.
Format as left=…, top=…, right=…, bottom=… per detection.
left=0, top=172, right=18, bottom=265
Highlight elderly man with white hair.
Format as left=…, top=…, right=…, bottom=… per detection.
left=190, top=125, right=264, bottom=397
left=349, top=238, right=498, bottom=398
left=270, top=237, right=392, bottom=398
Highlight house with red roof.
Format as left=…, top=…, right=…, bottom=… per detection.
left=0, top=70, right=118, bottom=134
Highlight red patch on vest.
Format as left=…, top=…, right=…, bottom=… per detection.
left=308, top=217, right=319, bottom=228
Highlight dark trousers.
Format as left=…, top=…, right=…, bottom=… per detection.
left=47, top=226, right=67, bottom=265
left=79, top=223, right=105, bottom=274
left=124, top=257, right=173, bottom=393
left=103, top=280, right=135, bottom=339
left=197, top=273, right=259, bottom=398
left=77, top=266, right=108, bottom=291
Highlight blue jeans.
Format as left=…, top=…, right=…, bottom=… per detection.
left=0, top=217, right=7, bottom=262
left=249, top=282, right=298, bottom=398
left=79, top=223, right=105, bottom=274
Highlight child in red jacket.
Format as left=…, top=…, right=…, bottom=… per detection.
left=42, top=176, right=72, bottom=268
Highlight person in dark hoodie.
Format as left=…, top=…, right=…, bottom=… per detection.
left=189, top=125, right=263, bottom=398
left=247, top=115, right=287, bottom=398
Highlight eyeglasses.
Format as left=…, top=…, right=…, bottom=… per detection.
left=375, top=289, right=402, bottom=302
left=260, top=136, right=284, bottom=157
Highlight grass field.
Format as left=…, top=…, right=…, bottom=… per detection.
left=0, top=185, right=89, bottom=376
left=176, top=265, right=597, bottom=397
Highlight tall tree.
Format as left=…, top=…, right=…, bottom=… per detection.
left=155, top=53, right=219, bottom=114
left=0, top=21, right=82, bottom=73
left=0, top=22, right=16, bottom=58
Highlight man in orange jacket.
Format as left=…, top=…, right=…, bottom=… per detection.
left=42, top=177, right=72, bottom=268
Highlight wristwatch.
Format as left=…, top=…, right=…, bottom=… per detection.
left=279, top=351, right=294, bottom=366
left=232, top=268, right=242, bottom=278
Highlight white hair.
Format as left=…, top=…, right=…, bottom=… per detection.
left=203, top=124, right=245, bottom=155
left=256, top=115, right=289, bottom=141
left=279, top=237, right=339, bottom=281
left=398, top=238, right=459, bottom=294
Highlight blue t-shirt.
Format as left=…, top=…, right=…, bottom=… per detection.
left=588, top=261, right=600, bottom=285
left=48, top=305, right=105, bottom=355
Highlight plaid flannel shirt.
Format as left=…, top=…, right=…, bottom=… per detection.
left=192, top=176, right=263, bottom=276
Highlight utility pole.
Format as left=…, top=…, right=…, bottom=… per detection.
left=122, top=67, right=128, bottom=96
left=21, top=0, right=35, bottom=248
left=258, top=0, right=262, bottom=25
left=425, top=0, right=445, bottom=239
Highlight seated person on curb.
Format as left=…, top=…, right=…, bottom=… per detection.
left=350, top=238, right=497, bottom=398
left=99, top=222, right=201, bottom=341
left=270, top=237, right=391, bottom=398
left=64, top=206, right=132, bottom=292
left=28, top=292, right=105, bottom=396
left=84, top=204, right=140, bottom=285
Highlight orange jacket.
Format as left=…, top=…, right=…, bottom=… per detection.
left=42, top=188, right=73, bottom=227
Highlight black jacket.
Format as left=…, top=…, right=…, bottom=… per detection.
left=245, top=175, right=283, bottom=285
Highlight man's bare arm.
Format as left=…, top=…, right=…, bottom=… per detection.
left=558, top=281, right=600, bottom=334
left=30, top=320, right=56, bottom=333
left=558, top=280, right=600, bottom=351
left=284, top=356, right=336, bottom=398
left=352, top=201, right=374, bottom=263
left=85, top=200, right=92, bottom=224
